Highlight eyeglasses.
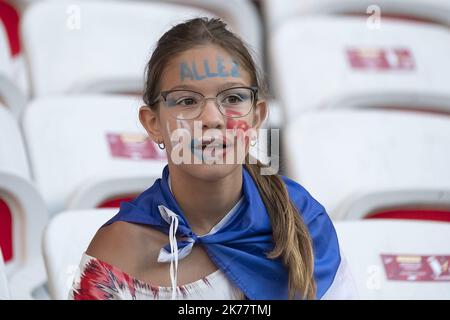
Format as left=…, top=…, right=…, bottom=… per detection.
left=154, top=86, right=258, bottom=120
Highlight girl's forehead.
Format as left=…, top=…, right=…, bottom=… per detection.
left=174, top=45, right=232, bottom=61
left=160, top=45, right=251, bottom=89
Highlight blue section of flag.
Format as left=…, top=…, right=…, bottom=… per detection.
left=104, top=165, right=340, bottom=299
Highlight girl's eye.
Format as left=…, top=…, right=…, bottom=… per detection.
left=177, top=97, right=198, bottom=106
left=222, top=95, right=244, bottom=104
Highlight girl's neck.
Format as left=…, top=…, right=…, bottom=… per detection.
left=167, top=164, right=243, bottom=236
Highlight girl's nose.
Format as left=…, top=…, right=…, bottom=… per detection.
left=199, top=98, right=224, bottom=129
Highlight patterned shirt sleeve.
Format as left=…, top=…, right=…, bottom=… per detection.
left=69, top=254, right=138, bottom=300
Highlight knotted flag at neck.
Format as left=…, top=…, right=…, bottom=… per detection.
left=103, top=165, right=341, bottom=299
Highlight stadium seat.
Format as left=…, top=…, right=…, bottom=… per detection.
left=262, top=0, right=450, bottom=31
left=0, top=106, right=29, bottom=180
left=0, top=19, right=26, bottom=118
left=0, top=172, right=48, bottom=299
left=21, top=0, right=262, bottom=97
left=0, top=106, right=31, bottom=265
left=21, top=94, right=166, bottom=216
left=42, top=208, right=118, bottom=300
left=0, top=248, right=10, bottom=300
left=284, top=110, right=450, bottom=220
left=0, top=108, right=48, bottom=298
left=269, top=16, right=450, bottom=121
left=21, top=0, right=212, bottom=96
left=334, top=219, right=450, bottom=299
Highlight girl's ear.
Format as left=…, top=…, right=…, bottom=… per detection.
left=139, top=106, right=162, bottom=142
left=252, top=100, right=268, bottom=129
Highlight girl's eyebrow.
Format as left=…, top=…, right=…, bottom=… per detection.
left=167, top=81, right=248, bottom=92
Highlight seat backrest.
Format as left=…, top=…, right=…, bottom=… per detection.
left=335, top=189, right=450, bottom=221
left=0, top=21, right=12, bottom=77
left=284, top=110, right=450, bottom=218
left=0, top=107, right=33, bottom=267
left=0, top=107, right=30, bottom=180
left=0, top=248, right=9, bottom=299
left=22, top=94, right=166, bottom=216
left=0, top=0, right=20, bottom=57
left=269, top=16, right=450, bottom=121
left=42, top=208, right=118, bottom=300
left=334, top=219, right=450, bottom=299
left=21, top=1, right=216, bottom=96
left=0, top=22, right=26, bottom=118
left=262, top=0, right=450, bottom=31
left=0, top=171, right=48, bottom=276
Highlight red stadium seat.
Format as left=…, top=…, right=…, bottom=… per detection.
left=0, top=198, right=12, bottom=263
left=367, top=208, right=450, bottom=223
left=0, top=1, right=20, bottom=56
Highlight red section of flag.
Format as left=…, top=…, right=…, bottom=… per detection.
left=382, top=254, right=450, bottom=281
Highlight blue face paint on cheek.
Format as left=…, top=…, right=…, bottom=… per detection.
left=190, top=138, right=203, bottom=160
left=180, top=62, right=194, bottom=81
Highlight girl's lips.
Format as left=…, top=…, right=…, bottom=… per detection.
left=195, top=136, right=233, bottom=149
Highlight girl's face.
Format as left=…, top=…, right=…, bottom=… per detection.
left=140, top=44, right=267, bottom=181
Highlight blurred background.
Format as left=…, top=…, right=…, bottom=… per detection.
left=0, top=0, right=449, bottom=300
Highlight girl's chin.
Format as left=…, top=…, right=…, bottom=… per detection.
left=175, top=162, right=241, bottom=181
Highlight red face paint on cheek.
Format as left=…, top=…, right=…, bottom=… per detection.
left=226, top=110, right=251, bottom=147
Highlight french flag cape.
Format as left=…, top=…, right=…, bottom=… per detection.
left=104, top=165, right=341, bottom=300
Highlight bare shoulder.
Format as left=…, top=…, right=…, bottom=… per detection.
left=85, top=221, right=166, bottom=274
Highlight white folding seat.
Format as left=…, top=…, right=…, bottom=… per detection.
left=0, top=172, right=48, bottom=299
left=0, top=106, right=49, bottom=299
left=269, top=16, right=450, bottom=121
left=284, top=110, right=450, bottom=220
left=0, top=106, right=29, bottom=181
left=0, top=19, right=26, bottom=119
left=22, top=94, right=166, bottom=216
left=21, top=0, right=262, bottom=97
left=21, top=0, right=212, bottom=97
left=262, top=0, right=450, bottom=31
left=334, top=219, right=450, bottom=299
left=42, top=208, right=117, bottom=300
left=0, top=248, right=10, bottom=300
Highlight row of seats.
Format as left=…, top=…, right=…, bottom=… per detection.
left=40, top=210, right=450, bottom=299
left=4, top=209, right=450, bottom=300
left=2, top=1, right=450, bottom=115
left=1, top=0, right=450, bottom=299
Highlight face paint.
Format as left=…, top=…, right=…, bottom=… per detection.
left=230, top=59, right=240, bottom=77
left=225, top=110, right=251, bottom=132
left=216, top=56, right=229, bottom=78
left=170, top=128, right=192, bottom=165
left=204, top=59, right=218, bottom=78
left=192, top=61, right=206, bottom=81
left=179, top=62, right=194, bottom=81
left=179, top=56, right=241, bottom=81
